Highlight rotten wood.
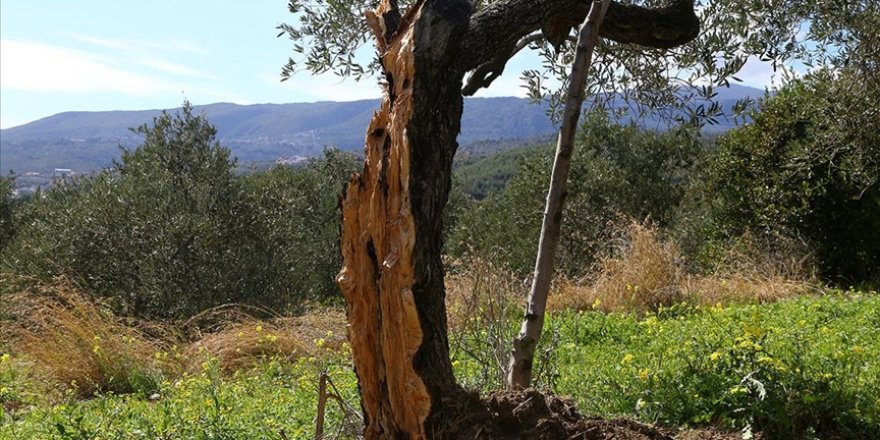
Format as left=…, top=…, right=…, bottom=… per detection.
left=336, top=0, right=471, bottom=438
left=508, top=0, right=611, bottom=390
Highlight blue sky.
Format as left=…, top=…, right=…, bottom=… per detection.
left=0, top=1, right=778, bottom=129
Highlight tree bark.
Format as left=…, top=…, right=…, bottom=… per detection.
left=336, top=0, right=700, bottom=437
left=507, top=0, right=611, bottom=390
left=336, top=0, right=470, bottom=438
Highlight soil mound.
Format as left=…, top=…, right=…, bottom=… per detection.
left=443, top=389, right=756, bottom=440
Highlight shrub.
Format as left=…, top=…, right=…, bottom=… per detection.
left=550, top=222, right=813, bottom=313
left=684, top=70, right=880, bottom=286
left=1, top=105, right=359, bottom=318
left=240, top=150, right=359, bottom=305
left=0, top=175, right=15, bottom=252
left=450, top=112, right=703, bottom=277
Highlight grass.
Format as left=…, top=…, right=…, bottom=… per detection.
left=1, top=279, right=179, bottom=398
left=453, top=292, right=880, bottom=439
left=2, top=275, right=878, bottom=439
left=550, top=222, right=816, bottom=313
left=1, top=357, right=361, bottom=440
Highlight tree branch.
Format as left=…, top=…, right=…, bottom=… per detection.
left=459, top=0, right=699, bottom=74
left=462, top=32, right=544, bottom=95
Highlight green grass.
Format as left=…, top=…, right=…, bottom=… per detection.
left=1, top=356, right=360, bottom=440
left=550, top=294, right=880, bottom=438
left=3, top=293, right=879, bottom=439
left=454, top=292, right=880, bottom=439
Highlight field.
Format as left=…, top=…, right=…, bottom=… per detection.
left=3, top=285, right=877, bottom=439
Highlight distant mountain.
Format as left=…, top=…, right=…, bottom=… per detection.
left=0, top=85, right=763, bottom=177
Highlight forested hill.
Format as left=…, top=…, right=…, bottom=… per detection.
left=0, top=85, right=761, bottom=176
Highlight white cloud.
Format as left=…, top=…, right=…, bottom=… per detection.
left=0, top=38, right=180, bottom=94
left=733, top=57, right=795, bottom=90
left=261, top=72, right=382, bottom=101
left=136, top=57, right=217, bottom=79
left=69, top=34, right=208, bottom=54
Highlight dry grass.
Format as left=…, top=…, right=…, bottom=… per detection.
left=0, top=278, right=350, bottom=397
left=184, top=310, right=347, bottom=374
left=446, top=259, right=522, bottom=330
left=550, top=222, right=817, bottom=313
left=445, top=260, right=523, bottom=388
left=1, top=278, right=180, bottom=397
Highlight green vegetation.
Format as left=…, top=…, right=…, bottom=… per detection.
left=454, top=144, right=546, bottom=200
left=1, top=104, right=358, bottom=319
left=453, top=293, right=880, bottom=439
left=1, top=356, right=360, bottom=440
left=450, top=112, right=702, bottom=276
left=0, top=175, right=16, bottom=252
left=3, top=294, right=877, bottom=439
left=683, top=71, right=880, bottom=285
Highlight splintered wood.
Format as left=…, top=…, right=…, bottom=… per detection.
left=336, top=1, right=430, bottom=439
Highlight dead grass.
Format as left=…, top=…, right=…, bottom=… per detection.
left=0, top=277, right=349, bottom=397
left=184, top=310, right=347, bottom=374
left=550, top=222, right=817, bottom=313
left=446, top=259, right=521, bottom=330
left=0, top=278, right=180, bottom=397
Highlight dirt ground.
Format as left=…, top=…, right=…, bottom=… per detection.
left=443, top=389, right=756, bottom=440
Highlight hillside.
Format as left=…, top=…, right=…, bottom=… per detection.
left=0, top=85, right=762, bottom=180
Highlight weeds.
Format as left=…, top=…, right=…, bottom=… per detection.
left=551, top=222, right=816, bottom=313
left=446, top=259, right=521, bottom=390
left=1, top=278, right=179, bottom=397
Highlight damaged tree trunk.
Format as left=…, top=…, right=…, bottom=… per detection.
left=507, top=0, right=611, bottom=390
left=335, top=0, right=471, bottom=438
left=334, top=0, right=700, bottom=438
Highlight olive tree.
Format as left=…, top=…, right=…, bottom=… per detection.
left=278, top=0, right=876, bottom=437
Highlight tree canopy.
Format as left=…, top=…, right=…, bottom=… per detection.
left=279, top=0, right=878, bottom=123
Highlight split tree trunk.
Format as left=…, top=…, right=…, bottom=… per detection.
left=508, top=0, right=611, bottom=390
left=335, top=0, right=471, bottom=438
left=333, top=0, right=700, bottom=436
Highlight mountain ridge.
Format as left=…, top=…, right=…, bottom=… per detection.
left=1, top=85, right=762, bottom=177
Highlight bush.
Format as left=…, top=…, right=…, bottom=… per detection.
left=685, top=70, right=880, bottom=286
left=0, top=175, right=16, bottom=252
left=2, top=104, right=270, bottom=317
left=239, top=150, right=359, bottom=306
left=450, top=112, right=702, bottom=277
left=0, top=105, right=358, bottom=318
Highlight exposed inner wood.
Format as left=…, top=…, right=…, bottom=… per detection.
left=336, top=1, right=431, bottom=438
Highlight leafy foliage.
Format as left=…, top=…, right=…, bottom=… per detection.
left=685, top=70, right=880, bottom=285
left=450, top=112, right=702, bottom=276
left=240, top=150, right=359, bottom=304
left=1, top=105, right=359, bottom=319
left=0, top=175, right=16, bottom=252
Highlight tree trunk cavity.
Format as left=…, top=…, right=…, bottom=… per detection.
left=336, top=0, right=471, bottom=438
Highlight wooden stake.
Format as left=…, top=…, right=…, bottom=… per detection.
left=507, top=0, right=611, bottom=390
left=315, top=372, right=328, bottom=440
